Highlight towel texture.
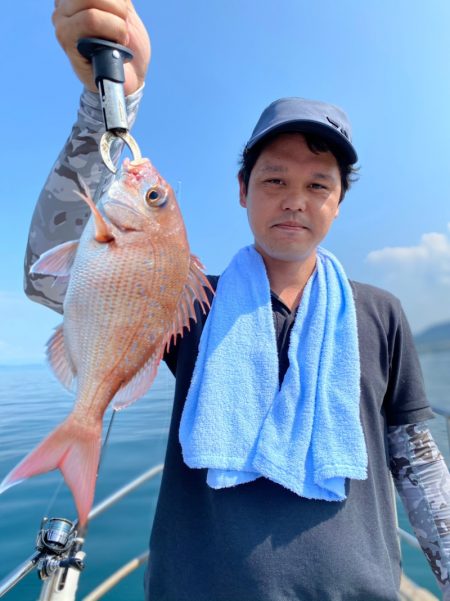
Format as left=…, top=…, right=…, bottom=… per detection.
left=179, top=246, right=368, bottom=500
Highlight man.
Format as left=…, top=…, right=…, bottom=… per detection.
left=24, top=1, right=450, bottom=600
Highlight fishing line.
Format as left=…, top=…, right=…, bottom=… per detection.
left=43, top=478, right=65, bottom=518
left=176, top=180, right=182, bottom=201
left=97, top=408, right=117, bottom=471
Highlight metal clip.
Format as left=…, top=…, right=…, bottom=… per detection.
left=100, top=131, right=143, bottom=174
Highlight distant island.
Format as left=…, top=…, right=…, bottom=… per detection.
left=414, top=321, right=450, bottom=354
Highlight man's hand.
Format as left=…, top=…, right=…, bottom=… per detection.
left=52, top=0, right=151, bottom=96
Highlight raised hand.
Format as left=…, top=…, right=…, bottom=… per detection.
left=52, top=0, right=151, bottom=95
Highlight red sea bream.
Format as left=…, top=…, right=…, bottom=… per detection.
left=0, top=158, right=212, bottom=526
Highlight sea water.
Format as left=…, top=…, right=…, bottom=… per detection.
left=0, top=352, right=449, bottom=600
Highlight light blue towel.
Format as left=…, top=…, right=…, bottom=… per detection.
left=179, top=246, right=368, bottom=500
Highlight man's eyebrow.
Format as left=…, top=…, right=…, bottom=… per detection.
left=257, top=164, right=288, bottom=173
left=311, top=172, right=338, bottom=183
left=256, top=166, right=338, bottom=181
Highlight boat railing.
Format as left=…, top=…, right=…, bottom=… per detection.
left=0, top=403, right=448, bottom=600
left=428, top=404, right=450, bottom=450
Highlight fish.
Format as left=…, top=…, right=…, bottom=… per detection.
left=0, top=157, right=213, bottom=526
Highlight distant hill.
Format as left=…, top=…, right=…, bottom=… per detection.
left=414, top=321, right=450, bottom=353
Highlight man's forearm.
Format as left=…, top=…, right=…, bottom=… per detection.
left=388, top=422, right=450, bottom=600
left=24, top=86, right=144, bottom=313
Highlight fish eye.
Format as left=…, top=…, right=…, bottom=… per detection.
left=145, top=186, right=167, bottom=207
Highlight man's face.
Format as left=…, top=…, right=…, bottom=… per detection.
left=239, top=133, right=342, bottom=266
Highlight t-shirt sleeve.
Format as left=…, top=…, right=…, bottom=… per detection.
left=383, top=300, right=435, bottom=426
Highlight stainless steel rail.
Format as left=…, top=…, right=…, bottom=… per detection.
left=0, top=553, right=41, bottom=598
left=432, top=406, right=450, bottom=418
left=82, top=552, right=149, bottom=601
left=398, top=528, right=422, bottom=551
left=430, top=405, right=450, bottom=451
left=86, top=464, right=163, bottom=523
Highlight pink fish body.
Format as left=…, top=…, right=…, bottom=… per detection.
left=0, top=158, right=212, bottom=525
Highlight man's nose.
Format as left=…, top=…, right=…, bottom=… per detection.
left=280, top=191, right=307, bottom=211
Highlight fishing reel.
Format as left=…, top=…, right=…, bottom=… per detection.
left=36, top=518, right=84, bottom=580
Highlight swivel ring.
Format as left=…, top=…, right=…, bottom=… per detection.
left=100, top=131, right=142, bottom=174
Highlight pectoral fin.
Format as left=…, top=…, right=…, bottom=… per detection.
left=74, top=180, right=114, bottom=243
left=30, top=240, right=80, bottom=277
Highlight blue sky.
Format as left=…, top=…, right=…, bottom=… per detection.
left=2, top=0, right=450, bottom=364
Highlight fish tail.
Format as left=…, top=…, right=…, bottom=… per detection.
left=0, top=414, right=102, bottom=526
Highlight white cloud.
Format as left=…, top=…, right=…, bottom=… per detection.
left=366, top=224, right=450, bottom=332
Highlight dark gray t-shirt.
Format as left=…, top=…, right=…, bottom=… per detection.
left=145, top=279, right=434, bottom=601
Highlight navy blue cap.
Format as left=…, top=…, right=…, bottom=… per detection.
left=245, top=97, right=358, bottom=164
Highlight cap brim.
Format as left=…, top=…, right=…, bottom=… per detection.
left=246, top=120, right=358, bottom=164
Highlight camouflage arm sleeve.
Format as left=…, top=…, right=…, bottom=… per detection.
left=23, top=85, right=144, bottom=314
left=388, top=422, right=450, bottom=600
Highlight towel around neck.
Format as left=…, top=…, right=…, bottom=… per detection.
left=179, top=245, right=368, bottom=501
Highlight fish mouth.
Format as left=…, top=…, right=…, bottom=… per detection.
left=103, top=200, right=144, bottom=232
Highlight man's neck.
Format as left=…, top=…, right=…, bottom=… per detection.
left=262, top=250, right=317, bottom=312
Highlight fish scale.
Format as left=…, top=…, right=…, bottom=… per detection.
left=0, top=157, right=213, bottom=526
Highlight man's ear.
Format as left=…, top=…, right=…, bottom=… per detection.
left=238, top=172, right=247, bottom=208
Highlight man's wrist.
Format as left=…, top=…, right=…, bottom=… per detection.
left=79, top=83, right=145, bottom=129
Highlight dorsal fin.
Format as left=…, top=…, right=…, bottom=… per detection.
left=165, top=254, right=214, bottom=351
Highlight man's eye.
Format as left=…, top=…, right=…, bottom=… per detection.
left=265, top=178, right=284, bottom=185
left=309, top=183, right=327, bottom=190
